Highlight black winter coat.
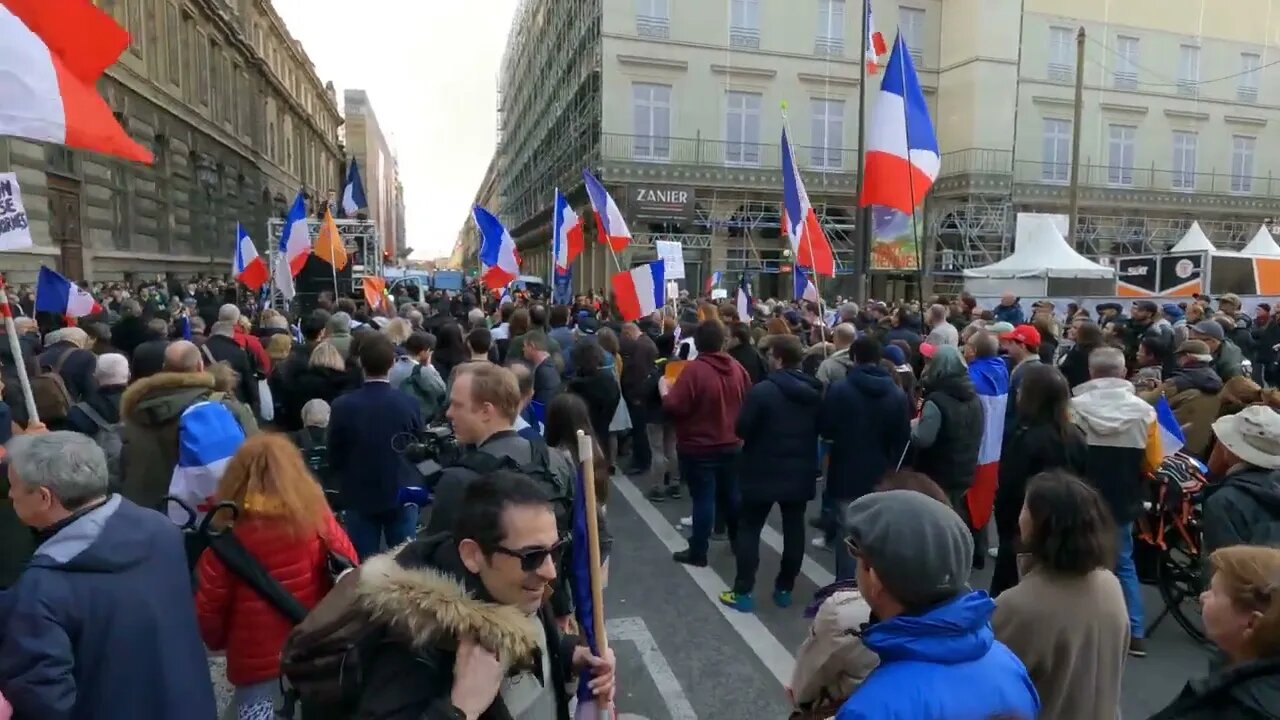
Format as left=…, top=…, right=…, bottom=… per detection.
left=567, top=370, right=621, bottom=444
left=727, top=343, right=768, bottom=386
left=38, top=341, right=98, bottom=402
left=1202, top=467, right=1280, bottom=555
left=354, top=535, right=580, bottom=720
left=913, top=375, right=984, bottom=493
left=1059, top=343, right=1095, bottom=389
left=285, top=366, right=357, bottom=428
left=993, top=422, right=1088, bottom=541
left=819, top=364, right=911, bottom=501
left=736, top=369, right=822, bottom=504
left=1147, top=657, right=1280, bottom=720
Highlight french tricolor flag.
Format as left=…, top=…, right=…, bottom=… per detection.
left=864, top=3, right=888, bottom=74
left=341, top=158, right=368, bottom=217
left=704, top=270, right=723, bottom=295
left=966, top=356, right=1009, bottom=529
left=794, top=266, right=819, bottom=303
left=232, top=223, right=268, bottom=291
left=34, top=266, right=100, bottom=318
left=474, top=206, right=520, bottom=289
left=781, top=127, right=836, bottom=276
left=0, top=0, right=153, bottom=164
left=859, top=33, right=939, bottom=214
left=279, top=191, right=311, bottom=276
left=612, top=261, right=664, bottom=322
left=583, top=170, right=631, bottom=252
left=166, top=401, right=246, bottom=525
left=1154, top=395, right=1183, bottom=457
left=553, top=189, right=584, bottom=271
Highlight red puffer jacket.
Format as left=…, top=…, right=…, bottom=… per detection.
left=195, top=512, right=356, bottom=686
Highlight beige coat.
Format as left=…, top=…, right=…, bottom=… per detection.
left=789, top=589, right=879, bottom=717
left=992, top=567, right=1129, bottom=720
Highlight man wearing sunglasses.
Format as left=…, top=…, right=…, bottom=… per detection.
left=833, top=490, right=1038, bottom=720
left=354, top=471, right=615, bottom=720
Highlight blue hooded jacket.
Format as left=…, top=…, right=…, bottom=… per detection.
left=0, top=495, right=217, bottom=720
left=836, top=591, right=1040, bottom=720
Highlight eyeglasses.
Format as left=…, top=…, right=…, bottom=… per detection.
left=489, top=538, right=568, bottom=572
left=843, top=536, right=861, bottom=559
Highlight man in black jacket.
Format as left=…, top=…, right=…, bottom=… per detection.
left=38, top=326, right=97, bottom=402
left=355, top=472, right=615, bottom=720
left=203, top=320, right=259, bottom=411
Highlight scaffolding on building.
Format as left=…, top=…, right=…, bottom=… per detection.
left=496, top=0, right=602, bottom=230
left=264, top=217, right=382, bottom=310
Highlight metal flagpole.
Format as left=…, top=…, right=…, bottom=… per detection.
left=897, top=37, right=927, bottom=298
left=854, top=0, right=872, bottom=303
left=783, top=105, right=829, bottom=357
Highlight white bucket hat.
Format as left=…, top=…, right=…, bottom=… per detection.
left=1211, top=405, right=1280, bottom=470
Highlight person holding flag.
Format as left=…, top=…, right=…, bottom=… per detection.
left=347, top=472, right=616, bottom=719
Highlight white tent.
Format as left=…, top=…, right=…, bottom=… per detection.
left=1241, top=225, right=1280, bottom=257
left=963, top=216, right=1114, bottom=296
left=1169, top=222, right=1216, bottom=253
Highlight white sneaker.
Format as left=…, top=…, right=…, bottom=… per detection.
left=987, top=547, right=999, bottom=558
left=679, top=516, right=693, bottom=528
left=811, top=536, right=827, bottom=549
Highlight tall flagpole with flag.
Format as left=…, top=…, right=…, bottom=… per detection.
left=572, top=430, right=612, bottom=720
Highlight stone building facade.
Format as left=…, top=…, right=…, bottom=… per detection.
left=343, top=90, right=403, bottom=259
left=0, top=0, right=343, bottom=283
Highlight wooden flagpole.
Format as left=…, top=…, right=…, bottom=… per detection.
left=576, top=430, right=611, bottom=720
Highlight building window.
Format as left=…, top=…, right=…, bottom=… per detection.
left=730, top=0, right=760, bottom=49
left=126, top=0, right=144, bottom=57
left=1171, top=131, right=1197, bottom=190
left=1114, top=35, right=1139, bottom=89
left=816, top=0, right=845, bottom=56
left=809, top=98, right=845, bottom=169
left=636, top=0, right=669, bottom=38
left=267, top=121, right=276, bottom=160
left=1177, top=44, right=1199, bottom=95
left=210, top=42, right=222, bottom=120
left=1232, top=135, right=1256, bottom=193
left=1048, top=27, right=1073, bottom=82
left=725, top=91, right=762, bottom=165
left=1240, top=52, right=1261, bottom=102
left=166, top=2, right=181, bottom=87
left=898, top=6, right=925, bottom=66
left=1106, top=124, right=1136, bottom=186
left=631, top=83, right=671, bottom=160
left=195, top=30, right=209, bottom=106
left=1041, top=118, right=1071, bottom=182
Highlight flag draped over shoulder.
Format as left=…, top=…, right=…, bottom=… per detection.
left=966, top=356, right=1008, bottom=528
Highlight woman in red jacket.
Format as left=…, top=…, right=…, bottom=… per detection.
left=195, top=433, right=357, bottom=720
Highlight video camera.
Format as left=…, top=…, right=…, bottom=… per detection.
left=396, top=423, right=462, bottom=482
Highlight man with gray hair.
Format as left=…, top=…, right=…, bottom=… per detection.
left=204, top=319, right=259, bottom=410
left=925, top=303, right=959, bottom=347
left=0, top=432, right=217, bottom=718
left=38, top=326, right=97, bottom=402
left=816, top=323, right=858, bottom=387
left=1070, top=344, right=1161, bottom=658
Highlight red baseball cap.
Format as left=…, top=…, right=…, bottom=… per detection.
left=999, top=324, right=1041, bottom=349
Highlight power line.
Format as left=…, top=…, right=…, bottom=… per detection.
left=1084, top=35, right=1279, bottom=88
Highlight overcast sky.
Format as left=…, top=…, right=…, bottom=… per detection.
left=272, top=0, right=517, bottom=259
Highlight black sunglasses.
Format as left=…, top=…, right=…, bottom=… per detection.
left=489, top=538, right=568, bottom=572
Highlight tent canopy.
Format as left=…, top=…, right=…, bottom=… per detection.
left=963, top=217, right=1115, bottom=279
left=1170, top=222, right=1216, bottom=253
left=1242, top=225, right=1280, bottom=257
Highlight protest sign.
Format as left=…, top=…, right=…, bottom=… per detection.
left=0, top=173, right=33, bottom=251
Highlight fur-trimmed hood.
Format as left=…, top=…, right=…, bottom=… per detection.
left=354, top=549, right=542, bottom=670
left=121, top=371, right=216, bottom=425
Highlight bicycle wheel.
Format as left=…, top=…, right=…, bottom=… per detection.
left=1155, top=530, right=1207, bottom=644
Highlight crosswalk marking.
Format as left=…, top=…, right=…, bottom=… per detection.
left=607, top=617, right=698, bottom=720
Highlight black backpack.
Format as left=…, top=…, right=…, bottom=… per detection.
left=454, top=439, right=572, bottom=530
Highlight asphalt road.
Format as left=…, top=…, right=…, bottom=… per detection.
left=208, top=471, right=1211, bottom=719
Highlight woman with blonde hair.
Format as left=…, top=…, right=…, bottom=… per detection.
left=382, top=317, right=412, bottom=348
left=1148, top=544, right=1280, bottom=719
left=195, top=434, right=357, bottom=720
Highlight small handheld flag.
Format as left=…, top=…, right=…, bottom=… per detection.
left=583, top=169, right=631, bottom=252
left=1155, top=395, right=1185, bottom=457
left=736, top=275, right=751, bottom=320
left=553, top=189, right=584, bottom=271
left=612, top=261, right=664, bottom=322
left=233, top=224, right=268, bottom=291
left=473, top=207, right=520, bottom=289
left=34, top=266, right=100, bottom=317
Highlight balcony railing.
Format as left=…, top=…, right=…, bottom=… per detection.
left=601, top=133, right=858, bottom=173
left=730, top=26, right=761, bottom=49
left=636, top=14, right=670, bottom=39
left=1047, top=63, right=1074, bottom=83
left=1238, top=86, right=1259, bottom=103
left=1113, top=71, right=1138, bottom=90
left=939, top=147, right=1280, bottom=198
left=815, top=36, right=844, bottom=57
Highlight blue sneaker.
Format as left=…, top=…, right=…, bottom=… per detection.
left=718, top=590, right=755, bottom=613
left=773, top=589, right=793, bottom=608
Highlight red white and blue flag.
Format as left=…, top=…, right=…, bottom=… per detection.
left=864, top=3, right=888, bottom=74
left=781, top=126, right=836, bottom=276
left=860, top=32, right=939, bottom=214
left=34, top=266, right=100, bottom=318
left=966, top=356, right=1008, bottom=528
left=473, top=206, right=520, bottom=289
left=553, top=189, right=584, bottom=271
left=583, top=169, right=631, bottom=252
left=794, top=267, right=819, bottom=303
left=612, top=260, right=664, bottom=322
left=704, top=270, right=723, bottom=295
left=232, top=223, right=268, bottom=291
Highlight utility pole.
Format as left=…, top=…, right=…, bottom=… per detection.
left=853, top=0, right=871, bottom=302
left=1067, top=26, right=1086, bottom=248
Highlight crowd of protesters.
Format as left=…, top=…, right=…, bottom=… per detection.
left=0, top=274, right=1276, bottom=719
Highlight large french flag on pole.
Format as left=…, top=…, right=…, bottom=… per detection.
left=0, top=0, right=153, bottom=164
left=34, top=266, right=100, bottom=317
left=781, top=127, right=837, bottom=277
left=553, top=189, right=584, bottom=271
left=341, top=158, right=368, bottom=217
left=859, top=33, right=939, bottom=214
left=864, top=3, right=888, bottom=75
left=474, top=206, right=520, bottom=289
left=233, top=223, right=268, bottom=291
left=966, top=356, right=1009, bottom=529
left=612, top=261, right=664, bottom=322
left=583, top=170, right=631, bottom=252
left=279, top=191, right=311, bottom=276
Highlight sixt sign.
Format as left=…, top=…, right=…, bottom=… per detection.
left=628, top=184, right=696, bottom=223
